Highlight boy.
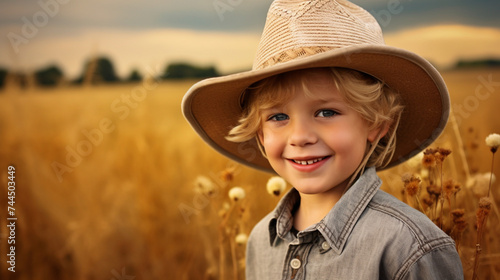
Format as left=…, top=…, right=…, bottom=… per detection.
left=182, top=0, right=464, bottom=279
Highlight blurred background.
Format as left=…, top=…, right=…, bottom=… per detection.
left=1, top=0, right=500, bottom=279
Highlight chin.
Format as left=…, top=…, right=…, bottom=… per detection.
left=291, top=176, right=350, bottom=195
left=293, top=182, right=334, bottom=195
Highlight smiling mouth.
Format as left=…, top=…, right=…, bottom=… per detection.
left=290, top=156, right=330, bottom=166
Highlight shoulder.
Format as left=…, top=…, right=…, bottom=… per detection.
left=359, top=190, right=463, bottom=279
left=368, top=190, right=447, bottom=238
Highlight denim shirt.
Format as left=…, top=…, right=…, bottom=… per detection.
left=246, top=167, right=464, bottom=280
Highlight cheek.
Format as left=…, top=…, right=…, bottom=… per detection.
left=325, top=125, right=369, bottom=152
left=260, top=129, right=283, bottom=155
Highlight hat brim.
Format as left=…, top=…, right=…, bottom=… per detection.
left=182, top=44, right=449, bottom=173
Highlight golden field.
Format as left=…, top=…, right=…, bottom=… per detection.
left=0, top=69, right=499, bottom=279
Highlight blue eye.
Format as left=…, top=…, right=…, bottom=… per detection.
left=268, top=113, right=289, bottom=121
left=316, top=109, right=338, bottom=117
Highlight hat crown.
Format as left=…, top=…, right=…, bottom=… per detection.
left=253, top=0, right=385, bottom=70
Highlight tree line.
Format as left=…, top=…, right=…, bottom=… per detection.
left=3, top=57, right=498, bottom=90
left=0, top=56, right=221, bottom=89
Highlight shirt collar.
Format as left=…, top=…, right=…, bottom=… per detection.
left=268, top=167, right=382, bottom=254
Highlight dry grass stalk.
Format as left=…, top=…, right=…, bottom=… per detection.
left=448, top=111, right=472, bottom=181
left=205, top=166, right=249, bottom=280
left=472, top=133, right=500, bottom=279
left=420, top=148, right=453, bottom=229
left=450, top=209, right=467, bottom=251
left=472, top=197, right=492, bottom=280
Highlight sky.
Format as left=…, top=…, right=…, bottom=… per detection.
left=0, top=0, right=500, bottom=79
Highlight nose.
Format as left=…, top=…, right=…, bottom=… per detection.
left=288, top=118, right=318, bottom=147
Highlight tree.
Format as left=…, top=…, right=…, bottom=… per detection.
left=75, top=56, right=119, bottom=84
left=127, top=69, right=142, bottom=82
left=163, top=63, right=219, bottom=79
left=454, top=59, right=500, bottom=69
left=35, top=65, right=63, bottom=86
left=0, top=68, right=7, bottom=88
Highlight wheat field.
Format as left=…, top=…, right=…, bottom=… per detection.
left=0, top=69, right=499, bottom=279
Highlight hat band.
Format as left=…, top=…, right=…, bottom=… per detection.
left=255, top=46, right=334, bottom=70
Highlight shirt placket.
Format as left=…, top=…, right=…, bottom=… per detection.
left=282, top=233, right=316, bottom=280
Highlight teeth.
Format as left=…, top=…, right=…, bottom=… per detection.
left=293, top=157, right=324, bottom=165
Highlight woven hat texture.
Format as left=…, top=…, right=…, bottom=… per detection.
left=182, top=0, right=450, bottom=173
left=254, top=0, right=384, bottom=70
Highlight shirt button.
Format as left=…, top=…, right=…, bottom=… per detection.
left=321, top=241, right=330, bottom=250
left=290, top=258, right=301, bottom=269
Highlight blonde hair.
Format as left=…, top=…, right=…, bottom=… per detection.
left=226, top=67, right=404, bottom=171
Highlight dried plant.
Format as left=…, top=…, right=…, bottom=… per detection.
left=190, top=166, right=251, bottom=280
left=472, top=197, right=492, bottom=280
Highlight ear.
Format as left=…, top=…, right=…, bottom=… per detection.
left=257, top=129, right=265, bottom=145
left=368, top=122, right=390, bottom=143
left=256, top=130, right=268, bottom=158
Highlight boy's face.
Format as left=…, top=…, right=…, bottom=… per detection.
left=258, top=68, right=379, bottom=197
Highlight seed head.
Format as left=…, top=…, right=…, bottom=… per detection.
left=451, top=209, right=467, bottom=232
left=485, top=133, right=500, bottom=153
left=401, top=173, right=412, bottom=183
left=438, top=147, right=452, bottom=158
left=443, top=179, right=455, bottom=199
left=424, top=148, right=438, bottom=155
left=266, top=176, right=287, bottom=196
left=423, top=196, right=434, bottom=207
left=402, top=174, right=421, bottom=197
left=406, top=182, right=420, bottom=197
left=476, top=197, right=492, bottom=228
left=235, top=233, right=248, bottom=245
left=427, top=184, right=441, bottom=197
left=478, top=196, right=492, bottom=211
left=434, top=148, right=452, bottom=163
left=220, top=166, right=236, bottom=182
left=194, top=176, right=216, bottom=196
left=228, top=186, right=246, bottom=202
left=422, top=154, right=436, bottom=168
left=451, top=209, right=465, bottom=219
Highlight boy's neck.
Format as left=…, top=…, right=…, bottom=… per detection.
left=293, top=182, right=348, bottom=231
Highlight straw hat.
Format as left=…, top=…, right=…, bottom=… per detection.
left=182, top=0, right=449, bottom=173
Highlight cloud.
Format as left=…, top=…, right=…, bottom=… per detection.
left=0, top=0, right=271, bottom=32
left=3, top=0, right=497, bottom=35
left=353, top=0, right=500, bottom=32
left=384, top=24, right=500, bottom=68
